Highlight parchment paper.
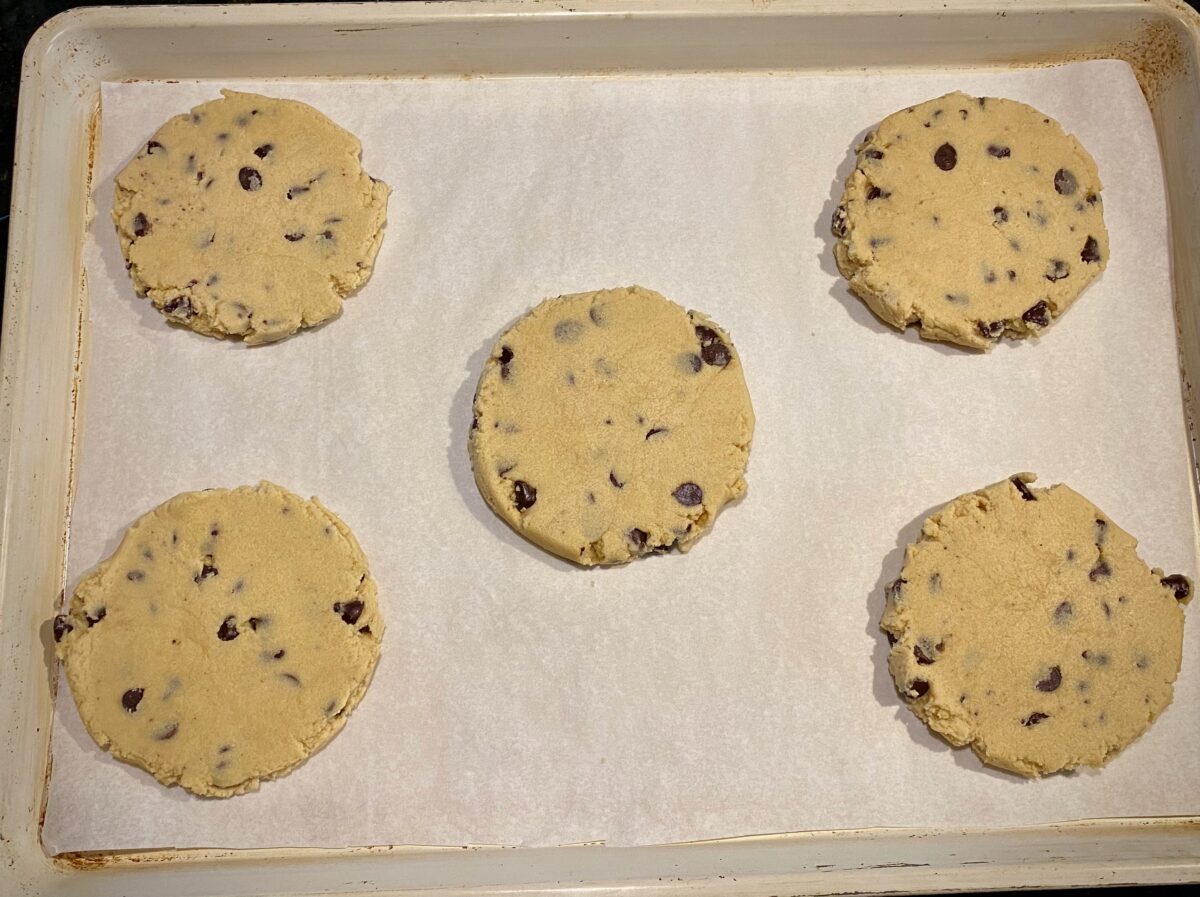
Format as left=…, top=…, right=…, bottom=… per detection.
left=43, top=61, right=1200, bottom=853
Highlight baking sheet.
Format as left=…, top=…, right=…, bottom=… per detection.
left=42, top=60, right=1200, bottom=853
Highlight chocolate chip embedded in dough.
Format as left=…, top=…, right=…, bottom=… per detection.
left=1022, top=301, right=1051, bottom=328
left=993, top=206, right=1009, bottom=224
left=238, top=167, right=263, bottom=192
left=194, top=558, right=219, bottom=584
left=933, top=143, right=957, bottom=171
left=695, top=326, right=731, bottom=367
left=121, top=688, right=144, bottom=712
left=1045, top=259, right=1070, bottom=282
left=1160, top=574, right=1191, bottom=601
left=1089, top=559, right=1112, bottom=581
left=217, top=616, right=239, bottom=641
left=672, top=482, right=703, bottom=507
left=1053, top=601, right=1073, bottom=624
left=554, top=320, right=584, bottom=343
left=1081, top=236, right=1101, bottom=264
left=1035, top=666, right=1062, bottom=692
left=86, top=607, right=106, bottom=627
left=333, top=600, right=364, bottom=625
left=1054, top=168, right=1078, bottom=196
left=499, top=345, right=514, bottom=380
left=153, top=723, right=179, bottom=741
left=133, top=213, right=151, bottom=238
left=162, top=296, right=195, bottom=319
left=1012, top=477, right=1037, bottom=501
left=977, top=320, right=1005, bottom=340
left=513, top=480, right=537, bottom=511
left=907, top=679, right=930, bottom=698
left=53, top=615, right=74, bottom=642
left=253, top=143, right=273, bottom=159
left=1022, top=712, right=1049, bottom=727
left=146, top=140, right=164, bottom=154
left=987, top=144, right=1011, bottom=158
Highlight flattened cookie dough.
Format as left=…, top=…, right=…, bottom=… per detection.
left=54, top=482, right=383, bottom=797
left=113, top=90, right=389, bottom=344
left=882, top=474, right=1190, bottom=776
left=833, top=92, right=1108, bottom=350
left=469, top=285, right=755, bottom=566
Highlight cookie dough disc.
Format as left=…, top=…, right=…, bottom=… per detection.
left=53, top=482, right=383, bottom=797
left=881, top=474, right=1191, bottom=776
left=113, top=90, right=389, bottom=344
left=833, top=92, right=1109, bottom=350
left=469, top=285, right=755, bottom=566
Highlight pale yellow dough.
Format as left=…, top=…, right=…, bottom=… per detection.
left=469, top=286, right=755, bottom=566
left=54, top=482, right=383, bottom=797
left=113, top=90, right=389, bottom=344
left=882, top=474, right=1190, bottom=777
left=833, top=92, right=1109, bottom=349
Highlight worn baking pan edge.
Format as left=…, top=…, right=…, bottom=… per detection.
left=2, top=2, right=1199, bottom=895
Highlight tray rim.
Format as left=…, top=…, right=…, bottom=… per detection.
left=4, top=1, right=1200, bottom=894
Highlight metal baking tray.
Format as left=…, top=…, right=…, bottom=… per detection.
left=3, top=1, right=1200, bottom=894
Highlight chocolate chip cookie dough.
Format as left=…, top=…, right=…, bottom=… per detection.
left=113, top=90, right=389, bottom=344
left=469, top=286, right=755, bottom=566
left=54, top=482, right=383, bottom=797
left=882, top=474, right=1190, bottom=777
left=833, top=92, right=1108, bottom=350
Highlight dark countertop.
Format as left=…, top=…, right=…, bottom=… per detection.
left=0, top=2, right=1196, bottom=893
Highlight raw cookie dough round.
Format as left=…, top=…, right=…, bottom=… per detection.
left=53, top=482, right=383, bottom=797
left=469, top=285, right=755, bottom=566
left=113, top=90, right=389, bottom=344
left=881, top=474, right=1191, bottom=777
left=832, top=92, right=1108, bottom=350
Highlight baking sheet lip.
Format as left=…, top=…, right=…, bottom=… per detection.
left=46, top=816, right=1200, bottom=867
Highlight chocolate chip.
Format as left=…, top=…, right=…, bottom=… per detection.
left=866, top=185, right=890, bottom=201
left=1012, top=477, right=1037, bottom=501
left=914, top=639, right=942, bottom=665
left=1081, top=236, right=1101, bottom=264
left=684, top=352, right=703, bottom=373
left=499, top=345, right=514, bottom=380
left=993, top=206, right=1009, bottom=224
left=1007, top=269, right=1017, bottom=281
left=865, top=148, right=885, bottom=160
left=1054, top=601, right=1073, bottom=623
left=1035, top=666, right=1062, bottom=692
left=162, top=296, right=195, bottom=319
left=86, top=607, right=106, bottom=627
left=217, top=616, right=239, bottom=641
left=153, top=723, right=179, bottom=741
left=1054, top=168, right=1078, bottom=196
left=886, top=578, right=906, bottom=603
left=1102, top=600, right=1112, bottom=618
left=286, top=185, right=310, bottom=199
left=1161, top=574, right=1191, bottom=601
left=1089, top=559, right=1111, bottom=581
left=554, top=320, right=583, bottom=343
left=238, top=167, right=263, bottom=191
left=1086, top=192, right=1099, bottom=205
left=1095, top=518, right=1108, bottom=544
left=609, top=471, right=624, bottom=489
left=247, top=616, right=263, bottom=630
left=194, top=560, right=218, bottom=584
left=146, top=140, right=164, bottom=154
left=977, top=320, right=1005, bottom=340
left=886, top=631, right=898, bottom=646
left=1082, top=649, right=1110, bottom=666
left=933, top=143, right=957, bottom=171
left=695, top=325, right=731, bottom=367
left=907, top=679, right=930, bottom=698
left=284, top=231, right=305, bottom=242
left=673, top=482, right=703, bottom=506
left=1045, top=259, right=1070, bottom=282
left=929, top=573, right=941, bottom=592
left=831, top=205, right=848, bottom=238
left=1067, top=548, right=1076, bottom=561
left=1136, top=656, right=1150, bottom=670
left=126, top=569, right=145, bottom=582
left=132, top=213, right=151, bottom=238
left=645, top=427, right=668, bottom=440
left=359, top=625, right=372, bottom=635
left=53, top=615, right=74, bottom=642
left=1022, top=712, right=1049, bottom=727
left=513, top=480, right=537, bottom=511
left=1022, top=300, right=1051, bottom=328
left=122, top=688, right=144, bottom=712
left=333, top=600, right=364, bottom=625
left=280, top=672, right=301, bottom=686
left=628, top=528, right=649, bottom=551
left=589, top=305, right=606, bottom=326
left=319, top=229, right=334, bottom=240
left=987, top=145, right=1011, bottom=158
left=253, top=143, right=273, bottom=158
